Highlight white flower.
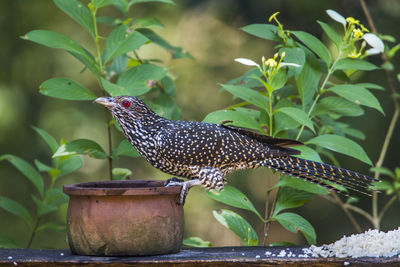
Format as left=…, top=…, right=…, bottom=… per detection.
left=234, top=58, right=259, bottom=67
left=326, top=9, right=346, bottom=26
left=280, top=62, right=301, bottom=68
left=365, top=48, right=382, bottom=55
left=363, top=33, right=384, bottom=53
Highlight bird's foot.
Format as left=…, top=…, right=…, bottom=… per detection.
left=164, top=177, right=185, bottom=187
left=165, top=178, right=201, bottom=205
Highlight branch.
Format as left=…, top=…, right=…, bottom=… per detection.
left=360, top=0, right=400, bottom=229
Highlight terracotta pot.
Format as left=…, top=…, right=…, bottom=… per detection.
left=63, top=180, right=184, bottom=256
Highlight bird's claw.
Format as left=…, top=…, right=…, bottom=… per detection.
left=164, top=178, right=201, bottom=205
left=164, top=177, right=185, bottom=187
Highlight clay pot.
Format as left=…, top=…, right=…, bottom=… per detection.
left=63, top=180, right=184, bottom=256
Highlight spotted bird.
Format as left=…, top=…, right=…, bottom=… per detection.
left=95, top=96, right=378, bottom=204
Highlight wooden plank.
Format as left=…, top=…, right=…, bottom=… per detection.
left=0, top=247, right=399, bottom=266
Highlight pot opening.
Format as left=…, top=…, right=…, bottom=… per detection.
left=77, top=180, right=165, bottom=189
left=63, top=180, right=181, bottom=196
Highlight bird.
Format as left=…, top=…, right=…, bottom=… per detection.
left=95, top=95, right=379, bottom=204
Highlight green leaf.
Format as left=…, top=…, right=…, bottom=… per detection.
left=32, top=195, right=57, bottom=217
left=269, top=68, right=287, bottom=90
left=183, top=237, right=212, bottom=247
left=220, top=84, right=269, bottom=110
left=0, top=155, right=44, bottom=197
left=292, top=31, right=331, bottom=65
left=117, top=64, right=168, bottom=96
left=53, top=139, right=108, bottom=159
left=292, top=146, right=322, bottom=162
left=275, top=107, right=315, bottom=133
left=356, top=83, right=385, bottom=90
left=371, top=180, right=392, bottom=191
left=213, top=209, right=258, bottom=246
left=306, top=134, right=372, bottom=165
left=227, top=68, right=263, bottom=88
left=45, top=188, right=69, bottom=207
left=328, top=84, right=384, bottom=114
left=280, top=47, right=305, bottom=77
left=0, top=235, right=19, bottom=248
left=273, top=101, right=301, bottom=135
left=101, top=78, right=126, bottom=97
left=112, top=168, right=132, bottom=180
left=369, top=167, right=395, bottom=179
left=273, top=212, right=316, bottom=245
left=0, top=196, right=32, bottom=226
left=111, top=140, right=140, bottom=158
left=273, top=187, right=315, bottom=216
left=317, top=20, right=342, bottom=49
left=316, top=96, right=364, bottom=117
left=108, top=55, right=129, bottom=75
left=22, top=30, right=98, bottom=76
left=149, top=93, right=180, bottom=120
left=53, top=0, right=95, bottom=38
left=32, top=126, right=59, bottom=154
left=128, top=0, right=175, bottom=6
left=132, top=17, right=164, bottom=28
left=136, top=28, right=193, bottom=59
left=334, top=58, right=378, bottom=71
left=34, top=159, right=53, bottom=172
left=36, top=222, right=66, bottom=234
left=203, top=110, right=261, bottom=131
left=343, top=128, right=366, bottom=140
left=241, top=24, right=279, bottom=41
left=296, top=61, right=320, bottom=106
left=93, top=0, right=116, bottom=9
left=104, top=25, right=149, bottom=64
left=58, top=156, right=83, bottom=177
left=206, top=185, right=263, bottom=221
left=273, top=176, right=329, bottom=195
left=40, top=78, right=96, bottom=101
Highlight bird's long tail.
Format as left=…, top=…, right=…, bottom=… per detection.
left=262, top=156, right=379, bottom=196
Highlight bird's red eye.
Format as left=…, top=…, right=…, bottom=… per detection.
left=122, top=101, right=130, bottom=108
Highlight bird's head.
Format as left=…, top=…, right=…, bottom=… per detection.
left=94, top=96, right=154, bottom=121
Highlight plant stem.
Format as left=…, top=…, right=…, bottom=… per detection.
left=360, top=0, right=400, bottom=229
left=105, top=109, right=113, bottom=180
left=26, top=217, right=41, bottom=249
left=91, top=1, right=113, bottom=179
left=262, top=189, right=270, bottom=246
left=296, top=49, right=341, bottom=140
left=322, top=194, right=374, bottom=225
left=331, top=193, right=362, bottom=233
left=378, top=195, right=397, bottom=221
left=268, top=92, right=273, bottom=136
left=262, top=187, right=278, bottom=246
left=90, top=4, right=103, bottom=75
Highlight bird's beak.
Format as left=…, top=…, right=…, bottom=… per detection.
left=94, top=97, right=115, bottom=108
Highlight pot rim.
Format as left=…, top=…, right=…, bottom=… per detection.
left=63, top=180, right=182, bottom=196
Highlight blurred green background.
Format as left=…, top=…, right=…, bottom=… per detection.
left=0, top=0, right=399, bottom=248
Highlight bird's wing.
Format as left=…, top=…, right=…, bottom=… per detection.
left=155, top=121, right=300, bottom=168
left=220, top=123, right=304, bottom=148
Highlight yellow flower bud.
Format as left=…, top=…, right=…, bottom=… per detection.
left=281, top=51, right=286, bottom=58
left=265, top=58, right=277, bottom=68
left=359, top=24, right=369, bottom=33
left=348, top=50, right=361, bottom=59
left=346, top=17, right=359, bottom=26
left=353, top=28, right=363, bottom=39
left=269, top=12, right=280, bottom=22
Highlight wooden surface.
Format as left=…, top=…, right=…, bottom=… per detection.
left=0, top=247, right=399, bottom=266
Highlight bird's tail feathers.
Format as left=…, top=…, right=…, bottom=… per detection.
left=263, top=156, right=379, bottom=197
